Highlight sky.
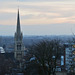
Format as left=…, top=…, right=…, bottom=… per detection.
left=0, top=0, right=75, bottom=36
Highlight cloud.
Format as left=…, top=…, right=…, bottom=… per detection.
left=0, top=0, right=74, bottom=2
left=0, top=0, right=75, bottom=35
left=0, top=0, right=75, bottom=25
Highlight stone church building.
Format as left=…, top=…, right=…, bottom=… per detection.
left=14, top=9, right=25, bottom=61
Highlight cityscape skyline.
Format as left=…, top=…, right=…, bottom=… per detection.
left=0, top=0, right=75, bottom=35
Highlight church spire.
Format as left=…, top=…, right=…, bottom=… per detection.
left=14, top=9, right=25, bottom=62
left=17, top=9, right=21, bottom=34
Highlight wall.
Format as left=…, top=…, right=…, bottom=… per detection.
left=56, top=72, right=67, bottom=75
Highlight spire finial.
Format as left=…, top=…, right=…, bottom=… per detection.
left=18, top=6, right=19, bottom=10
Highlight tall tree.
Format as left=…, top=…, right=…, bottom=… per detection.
left=28, top=39, right=62, bottom=75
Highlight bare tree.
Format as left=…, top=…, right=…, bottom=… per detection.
left=28, top=39, right=62, bottom=75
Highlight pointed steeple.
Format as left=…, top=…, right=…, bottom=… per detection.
left=14, top=9, right=25, bottom=61
left=17, top=9, right=21, bottom=34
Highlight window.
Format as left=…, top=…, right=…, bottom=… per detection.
left=73, top=58, right=75, bottom=61
left=73, top=51, right=75, bottom=55
left=17, top=44, right=21, bottom=50
left=73, top=45, right=75, bottom=48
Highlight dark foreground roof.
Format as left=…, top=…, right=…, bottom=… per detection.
left=0, top=53, right=14, bottom=60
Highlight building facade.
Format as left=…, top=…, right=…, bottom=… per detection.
left=14, top=9, right=25, bottom=61
left=64, top=43, right=75, bottom=73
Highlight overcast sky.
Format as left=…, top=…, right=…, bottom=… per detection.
left=0, top=0, right=75, bottom=36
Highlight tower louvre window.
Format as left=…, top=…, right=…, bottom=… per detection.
left=17, top=44, right=21, bottom=50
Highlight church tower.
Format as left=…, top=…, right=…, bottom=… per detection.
left=14, top=9, right=25, bottom=61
